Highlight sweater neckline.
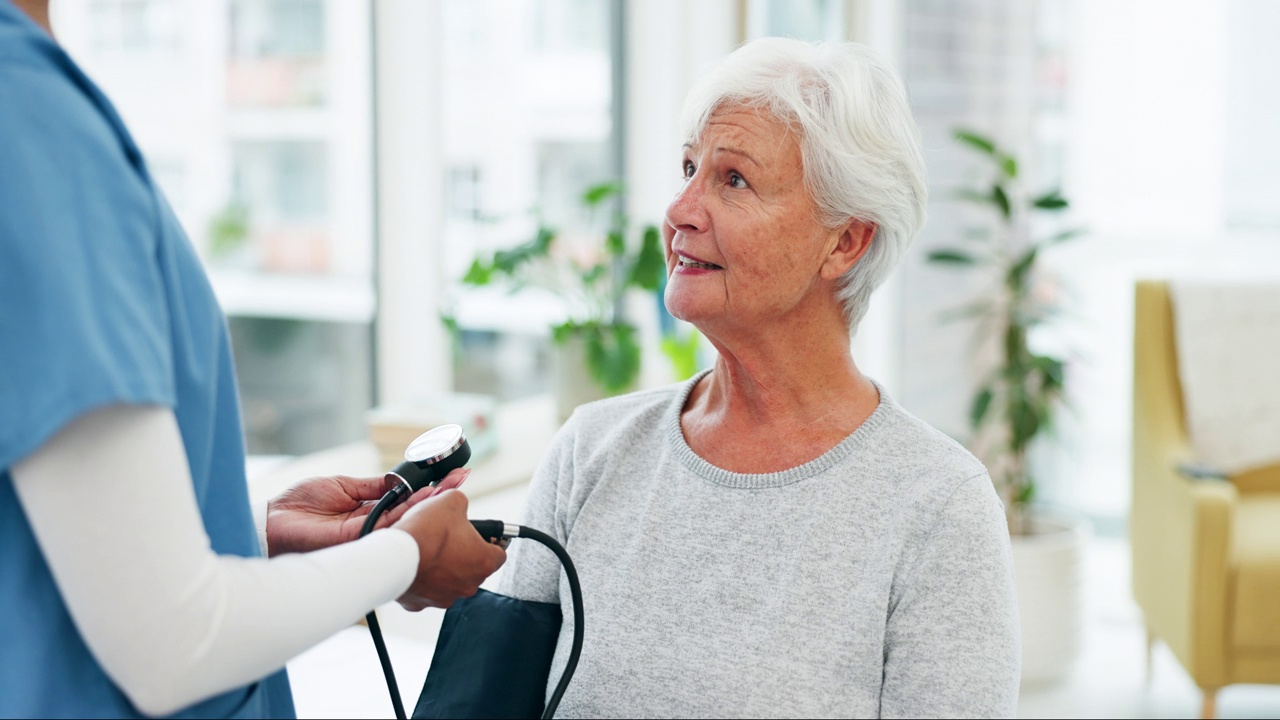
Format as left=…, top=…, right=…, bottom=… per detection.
left=664, top=368, right=894, bottom=489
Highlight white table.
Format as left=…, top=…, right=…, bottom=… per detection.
left=247, top=394, right=560, bottom=507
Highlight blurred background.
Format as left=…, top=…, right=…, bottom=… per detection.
left=46, top=0, right=1280, bottom=717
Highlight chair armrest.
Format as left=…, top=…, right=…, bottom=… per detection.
left=1133, top=459, right=1237, bottom=687
left=1177, top=462, right=1230, bottom=482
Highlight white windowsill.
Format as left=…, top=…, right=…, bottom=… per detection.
left=209, top=269, right=375, bottom=323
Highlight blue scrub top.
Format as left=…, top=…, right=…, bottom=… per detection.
left=0, top=3, right=295, bottom=717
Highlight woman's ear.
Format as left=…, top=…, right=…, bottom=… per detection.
left=821, top=220, right=876, bottom=280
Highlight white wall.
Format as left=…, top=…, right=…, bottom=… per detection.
left=1225, top=0, right=1280, bottom=229
left=1041, top=0, right=1280, bottom=523
left=1068, top=0, right=1226, bottom=242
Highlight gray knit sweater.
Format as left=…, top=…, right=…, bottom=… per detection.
left=498, top=372, right=1020, bottom=718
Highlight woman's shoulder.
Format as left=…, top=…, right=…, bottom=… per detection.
left=564, top=380, right=690, bottom=443
left=834, top=390, right=1001, bottom=538
left=865, top=392, right=990, bottom=485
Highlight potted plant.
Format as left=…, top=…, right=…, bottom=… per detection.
left=926, top=128, right=1087, bottom=685
left=207, top=200, right=253, bottom=269
left=456, top=182, right=665, bottom=420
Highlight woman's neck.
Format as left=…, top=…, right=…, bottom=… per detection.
left=13, top=0, right=53, bottom=36
left=681, top=312, right=881, bottom=473
left=697, top=297, right=874, bottom=413
left=702, top=337, right=872, bottom=422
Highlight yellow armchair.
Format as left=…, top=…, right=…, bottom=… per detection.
left=1132, top=280, right=1280, bottom=719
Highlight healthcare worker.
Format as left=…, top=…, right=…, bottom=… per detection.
left=0, top=1, right=507, bottom=716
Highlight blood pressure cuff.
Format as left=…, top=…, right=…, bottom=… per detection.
left=413, top=589, right=562, bottom=719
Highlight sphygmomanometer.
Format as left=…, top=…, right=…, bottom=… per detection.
left=359, top=424, right=582, bottom=720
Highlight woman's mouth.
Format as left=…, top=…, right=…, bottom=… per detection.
left=676, top=253, right=723, bottom=271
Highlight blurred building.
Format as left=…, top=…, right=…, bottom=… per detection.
left=51, top=0, right=617, bottom=453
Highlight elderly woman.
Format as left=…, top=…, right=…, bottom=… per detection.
left=500, top=38, right=1019, bottom=718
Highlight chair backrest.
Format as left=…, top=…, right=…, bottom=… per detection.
left=1135, top=279, right=1280, bottom=493
left=1133, top=280, right=1192, bottom=481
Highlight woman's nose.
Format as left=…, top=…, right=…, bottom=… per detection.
left=665, top=178, right=707, bottom=235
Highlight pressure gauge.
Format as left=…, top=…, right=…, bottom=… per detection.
left=383, top=424, right=472, bottom=496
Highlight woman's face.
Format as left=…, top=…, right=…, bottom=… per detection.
left=663, top=107, right=859, bottom=335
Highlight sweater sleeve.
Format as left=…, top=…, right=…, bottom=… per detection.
left=496, top=415, right=577, bottom=604
left=879, top=475, right=1021, bottom=719
left=10, top=404, right=420, bottom=717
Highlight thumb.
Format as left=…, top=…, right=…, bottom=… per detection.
left=340, top=475, right=395, bottom=502
left=485, top=542, right=508, bottom=572
left=382, top=469, right=471, bottom=524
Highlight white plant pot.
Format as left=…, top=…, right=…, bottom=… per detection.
left=551, top=334, right=609, bottom=422
left=1010, top=513, right=1089, bottom=686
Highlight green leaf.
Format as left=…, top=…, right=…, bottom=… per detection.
left=605, top=230, right=625, bottom=256
left=1032, top=190, right=1069, bottom=210
left=970, top=386, right=994, bottom=428
left=1009, top=392, right=1042, bottom=452
left=1034, top=355, right=1066, bottom=390
left=551, top=322, right=579, bottom=345
left=953, top=129, right=998, bottom=156
left=956, top=188, right=994, bottom=205
left=1044, top=227, right=1087, bottom=245
left=583, top=322, right=641, bottom=393
left=533, top=226, right=556, bottom=252
left=489, top=228, right=555, bottom=275
left=440, top=313, right=464, bottom=362
left=208, top=202, right=250, bottom=258
left=661, top=330, right=702, bottom=380
left=628, top=224, right=666, bottom=291
left=1004, top=323, right=1028, bottom=367
left=1000, top=155, right=1018, bottom=179
left=462, top=258, right=493, bottom=285
left=1014, top=483, right=1036, bottom=505
left=992, top=184, right=1011, bottom=220
left=582, top=182, right=624, bottom=207
left=581, top=264, right=608, bottom=285
left=927, top=249, right=977, bottom=265
left=1006, top=247, right=1039, bottom=291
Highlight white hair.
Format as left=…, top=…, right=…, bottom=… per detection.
left=680, top=37, right=928, bottom=331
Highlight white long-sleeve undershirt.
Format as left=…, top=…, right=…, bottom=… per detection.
left=10, top=404, right=419, bottom=717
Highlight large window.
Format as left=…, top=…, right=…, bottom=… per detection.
left=227, top=0, right=327, bottom=108
left=1224, top=0, right=1280, bottom=232
left=440, top=0, right=620, bottom=400
left=88, top=0, right=179, bottom=54
left=51, top=0, right=623, bottom=449
left=744, top=0, right=847, bottom=42
left=53, top=0, right=375, bottom=455
left=1033, top=0, right=1280, bottom=529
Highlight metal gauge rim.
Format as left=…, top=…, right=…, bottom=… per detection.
left=403, top=424, right=466, bottom=465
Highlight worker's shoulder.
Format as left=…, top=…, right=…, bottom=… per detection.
left=0, top=9, right=73, bottom=91
left=0, top=21, right=137, bottom=164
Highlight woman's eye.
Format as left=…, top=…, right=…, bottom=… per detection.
left=682, top=161, right=695, bottom=180
left=728, top=172, right=749, bottom=189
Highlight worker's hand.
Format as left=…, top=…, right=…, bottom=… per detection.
left=265, top=469, right=470, bottom=557
left=393, top=489, right=507, bottom=611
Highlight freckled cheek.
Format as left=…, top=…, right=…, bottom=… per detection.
left=723, top=224, right=793, bottom=284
